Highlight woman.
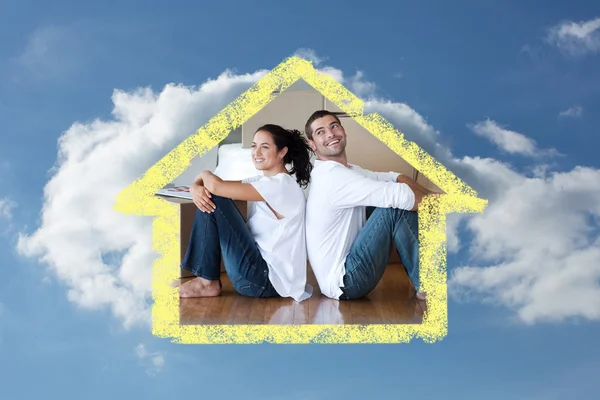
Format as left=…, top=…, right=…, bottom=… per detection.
left=179, top=124, right=314, bottom=302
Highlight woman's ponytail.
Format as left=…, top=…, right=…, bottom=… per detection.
left=255, top=124, right=314, bottom=188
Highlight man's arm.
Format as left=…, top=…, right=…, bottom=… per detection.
left=344, top=165, right=437, bottom=211
left=326, top=166, right=415, bottom=211
left=396, top=174, right=436, bottom=211
left=349, top=165, right=399, bottom=182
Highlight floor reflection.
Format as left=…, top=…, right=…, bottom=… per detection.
left=179, top=263, right=426, bottom=325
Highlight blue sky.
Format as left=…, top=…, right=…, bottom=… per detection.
left=1, top=0, right=600, bottom=399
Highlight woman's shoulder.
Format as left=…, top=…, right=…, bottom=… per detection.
left=261, top=172, right=304, bottom=188
left=268, top=174, right=306, bottom=208
left=281, top=174, right=308, bottom=194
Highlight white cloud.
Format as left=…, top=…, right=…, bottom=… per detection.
left=135, top=343, right=165, bottom=376
left=365, top=100, right=441, bottom=145
left=16, top=69, right=268, bottom=329
left=15, top=48, right=600, bottom=329
left=559, top=106, right=583, bottom=118
left=318, top=66, right=344, bottom=82
left=293, top=48, right=326, bottom=66
left=14, top=51, right=429, bottom=330
left=15, top=21, right=93, bottom=81
left=13, top=20, right=140, bottom=83
left=306, top=52, right=600, bottom=325
left=449, top=160, right=600, bottom=324
left=314, top=67, right=377, bottom=99
left=0, top=198, right=16, bottom=220
left=346, top=71, right=378, bottom=98
left=547, top=17, right=600, bottom=56
left=468, top=119, right=539, bottom=156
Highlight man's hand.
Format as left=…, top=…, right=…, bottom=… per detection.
left=190, top=183, right=216, bottom=213
left=396, top=174, right=437, bottom=211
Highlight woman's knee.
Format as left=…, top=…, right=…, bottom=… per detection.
left=194, top=206, right=212, bottom=219
left=212, top=195, right=240, bottom=211
left=211, top=194, right=230, bottom=204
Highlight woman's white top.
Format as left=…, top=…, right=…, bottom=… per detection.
left=241, top=173, right=313, bottom=302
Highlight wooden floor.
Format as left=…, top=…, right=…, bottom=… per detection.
left=179, top=263, right=427, bottom=325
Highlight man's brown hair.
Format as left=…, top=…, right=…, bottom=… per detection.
left=304, top=110, right=341, bottom=141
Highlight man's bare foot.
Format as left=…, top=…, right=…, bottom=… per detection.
left=179, top=277, right=221, bottom=298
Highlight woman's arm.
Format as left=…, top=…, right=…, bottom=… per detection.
left=200, top=171, right=265, bottom=202
left=189, top=172, right=216, bottom=213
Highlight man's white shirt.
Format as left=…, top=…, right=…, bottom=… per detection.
left=305, top=160, right=415, bottom=299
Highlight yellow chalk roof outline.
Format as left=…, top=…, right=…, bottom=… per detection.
left=114, top=55, right=487, bottom=344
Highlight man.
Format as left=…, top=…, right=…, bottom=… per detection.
left=304, top=110, right=435, bottom=301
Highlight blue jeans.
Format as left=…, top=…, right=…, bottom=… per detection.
left=339, top=207, right=420, bottom=299
left=181, top=195, right=280, bottom=298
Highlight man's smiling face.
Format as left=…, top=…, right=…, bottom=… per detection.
left=307, top=114, right=347, bottom=160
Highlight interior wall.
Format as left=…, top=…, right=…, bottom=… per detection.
left=221, top=126, right=242, bottom=145
left=241, top=87, right=442, bottom=193
left=242, top=89, right=323, bottom=148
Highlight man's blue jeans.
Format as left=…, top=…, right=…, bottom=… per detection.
left=181, top=195, right=280, bottom=298
left=339, top=207, right=420, bottom=300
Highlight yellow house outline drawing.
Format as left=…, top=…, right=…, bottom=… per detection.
left=114, top=55, right=487, bottom=344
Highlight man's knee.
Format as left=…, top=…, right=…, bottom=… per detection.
left=340, top=269, right=379, bottom=300
left=370, top=207, right=419, bottom=234
left=387, top=207, right=418, bottom=222
left=370, top=207, right=405, bottom=220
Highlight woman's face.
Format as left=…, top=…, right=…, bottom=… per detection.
left=251, top=130, right=284, bottom=171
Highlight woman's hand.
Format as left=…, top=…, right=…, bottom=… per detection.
left=199, top=170, right=221, bottom=194
left=190, top=182, right=216, bottom=213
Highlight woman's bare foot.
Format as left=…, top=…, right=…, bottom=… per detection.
left=179, top=277, right=221, bottom=298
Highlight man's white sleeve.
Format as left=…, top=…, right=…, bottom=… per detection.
left=326, top=166, right=415, bottom=210
left=352, top=165, right=400, bottom=182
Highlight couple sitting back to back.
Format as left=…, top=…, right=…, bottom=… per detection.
left=179, top=110, right=434, bottom=302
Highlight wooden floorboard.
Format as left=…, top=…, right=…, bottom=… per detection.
left=179, top=263, right=425, bottom=325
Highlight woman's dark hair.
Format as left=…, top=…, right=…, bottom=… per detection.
left=255, top=124, right=314, bottom=188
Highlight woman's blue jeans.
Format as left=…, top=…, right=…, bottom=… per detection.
left=181, top=195, right=280, bottom=298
